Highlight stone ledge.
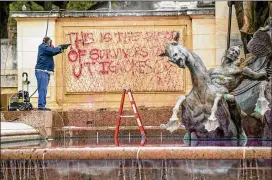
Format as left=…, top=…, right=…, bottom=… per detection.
left=1, top=111, right=53, bottom=138
left=56, top=107, right=175, bottom=127
left=1, top=140, right=42, bottom=149
left=1, top=146, right=271, bottom=160
left=1, top=135, right=41, bottom=143
left=1, top=122, right=39, bottom=136
left=55, top=125, right=186, bottom=138
left=11, top=8, right=214, bottom=18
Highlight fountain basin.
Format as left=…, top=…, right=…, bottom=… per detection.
left=1, top=137, right=271, bottom=180
left=1, top=146, right=271, bottom=160
left=1, top=137, right=272, bottom=160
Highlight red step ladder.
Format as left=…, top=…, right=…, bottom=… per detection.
left=114, top=88, right=147, bottom=146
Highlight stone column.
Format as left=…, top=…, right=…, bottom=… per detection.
left=15, top=15, right=59, bottom=109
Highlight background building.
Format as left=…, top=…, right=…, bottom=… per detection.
left=1, top=1, right=245, bottom=110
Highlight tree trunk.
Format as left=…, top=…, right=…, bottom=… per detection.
left=0, top=2, right=10, bottom=39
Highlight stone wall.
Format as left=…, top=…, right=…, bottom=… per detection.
left=57, top=16, right=193, bottom=110
left=0, top=39, right=17, bottom=88
left=190, top=2, right=243, bottom=75
left=0, top=39, right=18, bottom=110
left=11, top=9, right=217, bottom=110
left=64, top=28, right=186, bottom=93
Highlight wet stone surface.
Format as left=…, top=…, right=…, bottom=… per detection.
left=1, top=137, right=271, bottom=179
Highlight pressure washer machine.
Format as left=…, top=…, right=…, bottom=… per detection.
left=9, top=72, right=33, bottom=111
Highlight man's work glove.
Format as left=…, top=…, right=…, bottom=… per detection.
left=59, top=44, right=71, bottom=50
left=56, top=45, right=63, bottom=53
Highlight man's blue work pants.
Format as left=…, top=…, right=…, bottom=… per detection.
left=35, top=70, right=50, bottom=108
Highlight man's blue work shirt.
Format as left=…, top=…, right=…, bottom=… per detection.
left=35, top=43, right=62, bottom=72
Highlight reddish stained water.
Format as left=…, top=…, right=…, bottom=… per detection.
left=1, top=137, right=271, bottom=149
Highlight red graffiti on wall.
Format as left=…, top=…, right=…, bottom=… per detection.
left=65, top=30, right=178, bottom=87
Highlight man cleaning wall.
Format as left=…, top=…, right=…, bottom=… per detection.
left=35, top=37, right=69, bottom=111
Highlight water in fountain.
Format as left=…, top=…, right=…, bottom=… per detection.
left=1, top=159, right=271, bottom=180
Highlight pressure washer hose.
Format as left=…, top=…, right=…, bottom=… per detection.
left=30, top=89, right=37, bottom=98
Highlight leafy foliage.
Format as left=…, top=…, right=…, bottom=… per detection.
left=10, top=1, right=44, bottom=11
left=66, top=1, right=96, bottom=10
left=4, top=1, right=102, bottom=39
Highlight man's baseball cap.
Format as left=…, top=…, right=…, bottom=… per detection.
left=43, top=37, right=51, bottom=43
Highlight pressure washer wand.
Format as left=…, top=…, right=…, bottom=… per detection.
left=227, top=1, right=233, bottom=50
left=45, top=8, right=66, bottom=37
left=45, top=8, right=57, bottom=37
left=269, top=16, right=272, bottom=107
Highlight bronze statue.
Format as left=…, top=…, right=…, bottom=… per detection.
left=160, top=32, right=246, bottom=140
left=233, top=19, right=272, bottom=115
left=206, top=45, right=269, bottom=131
left=160, top=29, right=272, bottom=140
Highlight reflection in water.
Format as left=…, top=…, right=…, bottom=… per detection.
left=1, top=159, right=271, bottom=180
